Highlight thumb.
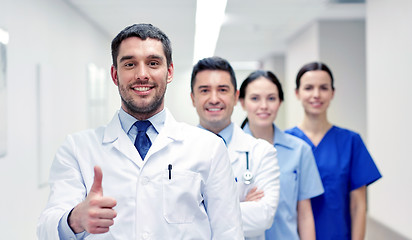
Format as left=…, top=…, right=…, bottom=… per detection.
left=89, top=165, right=103, bottom=196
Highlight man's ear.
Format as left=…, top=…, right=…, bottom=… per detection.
left=111, top=65, right=119, bottom=86
left=190, top=92, right=195, bottom=107
left=166, top=63, right=174, bottom=84
left=235, top=90, right=240, bottom=101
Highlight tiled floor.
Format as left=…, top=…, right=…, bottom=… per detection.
left=366, top=217, right=411, bottom=240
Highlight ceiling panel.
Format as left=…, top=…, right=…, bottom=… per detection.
left=64, top=0, right=364, bottom=68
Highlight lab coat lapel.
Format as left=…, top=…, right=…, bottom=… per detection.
left=228, top=124, right=249, bottom=164
left=103, top=112, right=144, bottom=169
left=146, top=109, right=183, bottom=158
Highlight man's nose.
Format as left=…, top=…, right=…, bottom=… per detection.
left=208, top=90, right=220, bottom=104
left=135, top=64, right=149, bottom=80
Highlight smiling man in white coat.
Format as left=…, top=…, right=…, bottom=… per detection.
left=190, top=56, right=280, bottom=240
left=37, top=24, right=244, bottom=240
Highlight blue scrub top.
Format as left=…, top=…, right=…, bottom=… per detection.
left=286, top=126, right=382, bottom=240
left=243, top=123, right=324, bottom=240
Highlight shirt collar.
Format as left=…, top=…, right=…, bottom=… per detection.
left=243, top=122, right=292, bottom=149
left=218, top=123, right=234, bottom=145
left=198, top=122, right=234, bottom=145
left=273, top=124, right=291, bottom=148
left=118, top=107, right=166, bottom=134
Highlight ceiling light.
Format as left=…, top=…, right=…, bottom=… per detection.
left=0, top=28, right=9, bottom=45
left=230, top=61, right=261, bottom=71
left=193, top=0, right=227, bottom=64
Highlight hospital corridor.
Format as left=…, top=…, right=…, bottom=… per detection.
left=0, top=0, right=411, bottom=239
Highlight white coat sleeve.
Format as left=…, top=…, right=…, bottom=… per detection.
left=203, top=141, right=244, bottom=239
left=241, top=142, right=280, bottom=238
left=37, top=135, right=89, bottom=240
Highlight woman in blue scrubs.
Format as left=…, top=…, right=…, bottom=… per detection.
left=286, top=62, right=382, bottom=240
left=239, top=70, right=324, bottom=240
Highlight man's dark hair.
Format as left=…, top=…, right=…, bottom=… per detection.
left=190, top=56, right=237, bottom=93
left=111, top=23, right=172, bottom=68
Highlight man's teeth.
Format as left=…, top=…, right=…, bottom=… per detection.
left=208, top=108, right=221, bottom=112
left=134, top=87, right=150, bottom=91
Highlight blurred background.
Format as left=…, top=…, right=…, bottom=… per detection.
left=0, top=0, right=411, bottom=239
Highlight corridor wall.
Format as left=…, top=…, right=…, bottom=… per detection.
left=0, top=0, right=113, bottom=239
left=284, top=20, right=366, bottom=137
left=367, top=0, right=412, bottom=238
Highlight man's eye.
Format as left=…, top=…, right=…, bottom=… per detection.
left=124, top=63, right=134, bottom=67
left=251, top=97, right=258, bottom=101
left=149, top=61, right=159, bottom=66
left=269, top=97, right=276, bottom=101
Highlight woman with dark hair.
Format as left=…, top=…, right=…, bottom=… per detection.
left=286, top=62, right=382, bottom=240
left=239, top=70, right=324, bottom=240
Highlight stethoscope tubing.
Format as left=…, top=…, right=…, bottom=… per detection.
left=243, top=151, right=253, bottom=184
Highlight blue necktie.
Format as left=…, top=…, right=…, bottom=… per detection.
left=134, top=120, right=152, bottom=159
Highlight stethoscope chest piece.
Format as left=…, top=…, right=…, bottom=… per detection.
left=243, top=170, right=253, bottom=185
left=243, top=151, right=253, bottom=184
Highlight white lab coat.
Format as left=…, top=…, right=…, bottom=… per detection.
left=228, top=124, right=280, bottom=240
left=37, top=109, right=244, bottom=240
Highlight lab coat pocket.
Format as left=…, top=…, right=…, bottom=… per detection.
left=162, top=170, right=203, bottom=224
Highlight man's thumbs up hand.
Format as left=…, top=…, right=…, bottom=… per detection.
left=89, top=165, right=104, bottom=196
left=69, top=166, right=117, bottom=234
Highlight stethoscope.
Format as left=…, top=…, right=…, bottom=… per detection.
left=242, top=152, right=253, bottom=184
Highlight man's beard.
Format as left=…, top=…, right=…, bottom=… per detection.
left=118, top=78, right=167, bottom=117
left=121, top=91, right=165, bottom=115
